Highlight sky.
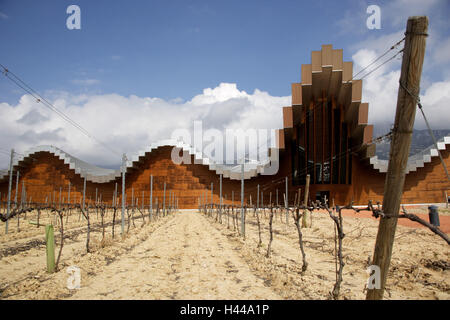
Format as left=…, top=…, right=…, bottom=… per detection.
left=0, top=0, right=449, bottom=168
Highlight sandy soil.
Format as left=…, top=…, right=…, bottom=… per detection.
left=0, top=208, right=448, bottom=300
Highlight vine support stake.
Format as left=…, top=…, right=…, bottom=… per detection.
left=367, top=16, right=428, bottom=300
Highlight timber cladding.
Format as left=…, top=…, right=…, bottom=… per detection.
left=0, top=143, right=448, bottom=208
left=0, top=44, right=449, bottom=208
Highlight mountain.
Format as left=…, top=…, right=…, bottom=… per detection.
left=374, top=129, right=450, bottom=160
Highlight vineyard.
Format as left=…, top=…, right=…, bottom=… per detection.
left=0, top=14, right=448, bottom=302
left=0, top=198, right=448, bottom=300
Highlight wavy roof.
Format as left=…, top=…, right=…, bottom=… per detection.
left=369, top=135, right=450, bottom=173
left=0, top=140, right=278, bottom=183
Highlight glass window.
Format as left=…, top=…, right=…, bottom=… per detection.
left=332, top=108, right=340, bottom=184
left=340, top=123, right=348, bottom=184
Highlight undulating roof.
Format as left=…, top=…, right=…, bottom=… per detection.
left=370, top=135, right=450, bottom=173
left=0, top=140, right=278, bottom=183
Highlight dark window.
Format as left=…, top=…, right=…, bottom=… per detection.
left=332, top=108, right=340, bottom=184
left=307, top=109, right=314, bottom=183
left=315, top=101, right=323, bottom=184
left=323, top=101, right=331, bottom=184
left=340, top=123, right=348, bottom=184
left=348, top=152, right=352, bottom=185
left=298, top=122, right=306, bottom=185
left=291, top=139, right=299, bottom=185
left=294, top=102, right=352, bottom=186
left=315, top=191, right=330, bottom=203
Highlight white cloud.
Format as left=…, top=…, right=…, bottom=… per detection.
left=432, top=37, right=450, bottom=65
left=382, top=0, right=443, bottom=28
left=348, top=0, right=450, bottom=132
left=353, top=48, right=450, bottom=132
left=0, top=12, right=8, bottom=19
left=417, top=81, right=450, bottom=129
left=0, top=83, right=289, bottom=168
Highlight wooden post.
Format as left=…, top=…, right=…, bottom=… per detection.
left=366, top=16, right=428, bottom=300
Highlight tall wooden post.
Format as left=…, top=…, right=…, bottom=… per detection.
left=366, top=16, right=428, bottom=300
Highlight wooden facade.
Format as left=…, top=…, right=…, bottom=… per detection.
left=1, top=44, right=449, bottom=208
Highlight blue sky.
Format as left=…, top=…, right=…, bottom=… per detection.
left=1, top=0, right=446, bottom=103
left=0, top=0, right=449, bottom=167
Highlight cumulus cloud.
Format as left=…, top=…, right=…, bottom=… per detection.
left=0, top=83, right=289, bottom=169
left=353, top=47, right=450, bottom=133
left=418, top=81, right=450, bottom=129
left=16, top=109, right=49, bottom=125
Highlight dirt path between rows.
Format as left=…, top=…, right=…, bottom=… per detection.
left=69, top=212, right=280, bottom=299
left=2, top=208, right=448, bottom=300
